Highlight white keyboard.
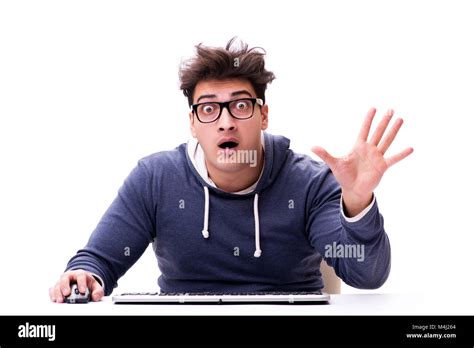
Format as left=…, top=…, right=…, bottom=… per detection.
left=112, top=291, right=330, bottom=304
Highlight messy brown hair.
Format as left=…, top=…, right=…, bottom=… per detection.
left=179, top=37, right=276, bottom=106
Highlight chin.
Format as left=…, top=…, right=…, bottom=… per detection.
left=212, top=161, right=248, bottom=173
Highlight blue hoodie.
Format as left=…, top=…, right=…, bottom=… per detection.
left=66, top=132, right=391, bottom=295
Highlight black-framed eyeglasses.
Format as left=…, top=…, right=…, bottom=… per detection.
left=191, top=98, right=264, bottom=123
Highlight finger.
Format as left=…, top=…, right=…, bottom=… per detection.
left=385, top=147, right=414, bottom=168
left=49, top=287, right=56, bottom=302
left=76, top=271, right=88, bottom=294
left=59, top=273, right=74, bottom=297
left=311, top=146, right=337, bottom=169
left=379, top=118, right=404, bottom=154
left=369, top=109, right=394, bottom=146
left=54, top=285, right=64, bottom=303
left=88, top=277, right=105, bottom=302
left=357, top=107, right=377, bottom=141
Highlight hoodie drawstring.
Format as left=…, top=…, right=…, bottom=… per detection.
left=202, top=186, right=210, bottom=239
left=202, top=186, right=262, bottom=258
left=253, top=193, right=262, bottom=258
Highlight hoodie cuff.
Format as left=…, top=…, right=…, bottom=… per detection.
left=340, top=194, right=376, bottom=223
left=91, top=273, right=104, bottom=288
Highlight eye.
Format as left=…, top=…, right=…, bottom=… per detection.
left=235, top=100, right=250, bottom=110
left=201, top=104, right=216, bottom=114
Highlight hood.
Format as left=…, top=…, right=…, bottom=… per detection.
left=185, top=132, right=291, bottom=258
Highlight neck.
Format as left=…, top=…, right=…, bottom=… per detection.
left=206, top=147, right=264, bottom=192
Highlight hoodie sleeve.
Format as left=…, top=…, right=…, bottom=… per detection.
left=65, top=160, right=156, bottom=296
left=307, top=165, right=391, bottom=289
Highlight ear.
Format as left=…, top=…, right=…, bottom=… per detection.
left=189, top=111, right=197, bottom=138
left=260, top=104, right=269, bottom=131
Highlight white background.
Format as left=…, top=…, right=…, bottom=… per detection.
left=1, top=0, right=473, bottom=309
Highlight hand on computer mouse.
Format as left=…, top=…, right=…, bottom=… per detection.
left=64, top=282, right=91, bottom=303
left=49, top=269, right=104, bottom=303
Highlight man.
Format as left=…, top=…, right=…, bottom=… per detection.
left=49, top=38, right=413, bottom=302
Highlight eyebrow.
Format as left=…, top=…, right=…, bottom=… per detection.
left=196, top=90, right=253, bottom=103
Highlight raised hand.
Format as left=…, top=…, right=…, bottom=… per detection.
left=312, top=108, right=413, bottom=217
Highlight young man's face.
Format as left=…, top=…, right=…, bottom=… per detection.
left=189, top=78, right=269, bottom=174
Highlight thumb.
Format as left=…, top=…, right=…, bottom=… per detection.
left=311, top=146, right=337, bottom=168
left=87, top=275, right=104, bottom=301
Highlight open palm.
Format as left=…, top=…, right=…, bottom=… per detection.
left=312, top=108, right=413, bottom=202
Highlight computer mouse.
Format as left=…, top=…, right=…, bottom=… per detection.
left=64, top=282, right=91, bottom=304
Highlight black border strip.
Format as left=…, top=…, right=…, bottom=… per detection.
left=0, top=315, right=473, bottom=346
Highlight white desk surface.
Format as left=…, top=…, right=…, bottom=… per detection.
left=1, top=293, right=473, bottom=316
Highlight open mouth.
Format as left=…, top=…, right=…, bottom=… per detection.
left=218, top=141, right=239, bottom=149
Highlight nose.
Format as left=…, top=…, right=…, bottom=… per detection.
left=217, top=107, right=237, bottom=132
